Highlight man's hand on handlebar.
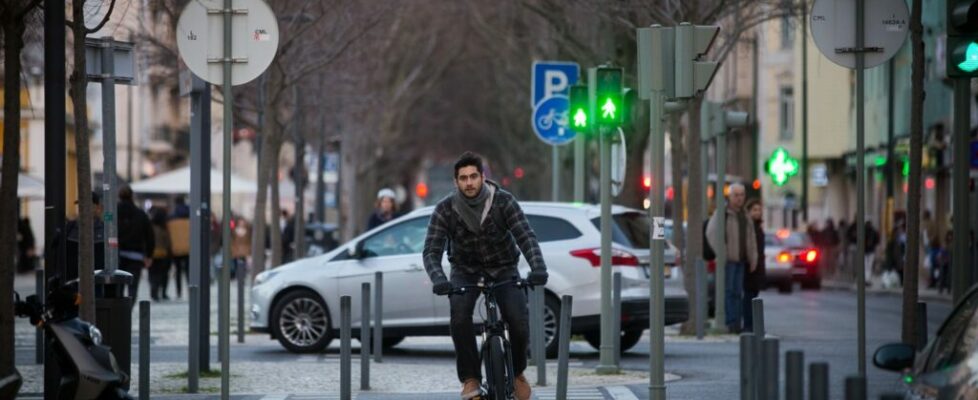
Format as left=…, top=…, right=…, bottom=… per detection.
left=527, top=269, right=548, bottom=286
left=432, top=279, right=454, bottom=296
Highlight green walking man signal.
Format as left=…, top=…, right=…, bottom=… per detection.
left=569, top=84, right=589, bottom=131
left=595, top=66, right=623, bottom=128
left=946, top=0, right=978, bottom=77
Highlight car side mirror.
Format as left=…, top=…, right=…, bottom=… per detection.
left=873, top=343, right=915, bottom=372
left=348, top=241, right=365, bottom=259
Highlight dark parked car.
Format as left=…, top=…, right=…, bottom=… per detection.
left=874, top=285, right=978, bottom=399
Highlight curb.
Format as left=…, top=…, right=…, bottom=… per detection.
left=822, top=279, right=953, bottom=304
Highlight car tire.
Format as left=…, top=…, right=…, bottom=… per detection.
left=583, top=328, right=644, bottom=354
left=778, top=282, right=793, bottom=293
left=542, top=295, right=560, bottom=358
left=802, top=278, right=822, bottom=290
left=271, top=289, right=333, bottom=353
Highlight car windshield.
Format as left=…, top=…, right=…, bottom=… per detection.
left=766, top=232, right=811, bottom=248
left=591, top=212, right=650, bottom=249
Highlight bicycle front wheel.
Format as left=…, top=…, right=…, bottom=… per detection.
left=485, top=335, right=514, bottom=400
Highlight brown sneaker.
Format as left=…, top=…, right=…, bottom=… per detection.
left=461, top=378, right=482, bottom=399
left=514, top=374, right=531, bottom=400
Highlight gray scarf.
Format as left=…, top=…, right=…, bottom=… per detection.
left=453, top=181, right=495, bottom=233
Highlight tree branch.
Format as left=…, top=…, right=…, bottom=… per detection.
left=85, top=0, right=117, bottom=34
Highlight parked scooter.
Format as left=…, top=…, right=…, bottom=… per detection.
left=15, top=278, right=133, bottom=399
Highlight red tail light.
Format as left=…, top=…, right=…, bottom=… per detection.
left=776, top=251, right=792, bottom=263
left=803, top=249, right=819, bottom=264
left=570, top=248, right=640, bottom=267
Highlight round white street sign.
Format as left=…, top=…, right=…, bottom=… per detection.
left=176, top=0, right=279, bottom=86
left=810, top=0, right=909, bottom=70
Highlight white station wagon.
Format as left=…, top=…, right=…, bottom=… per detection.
left=250, top=202, right=689, bottom=356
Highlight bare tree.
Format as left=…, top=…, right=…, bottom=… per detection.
left=0, top=0, right=42, bottom=378
left=902, top=0, right=923, bottom=347
left=68, top=0, right=117, bottom=323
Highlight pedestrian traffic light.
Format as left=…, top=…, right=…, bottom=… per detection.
left=569, top=84, right=590, bottom=133
left=947, top=1, right=978, bottom=77
left=594, top=66, right=623, bottom=128
left=675, top=23, right=719, bottom=98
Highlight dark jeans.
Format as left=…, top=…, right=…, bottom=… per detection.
left=149, top=258, right=171, bottom=300
left=448, top=272, right=530, bottom=383
left=724, top=262, right=745, bottom=328
left=172, top=256, right=190, bottom=298
left=743, top=288, right=759, bottom=332
left=119, top=258, right=144, bottom=305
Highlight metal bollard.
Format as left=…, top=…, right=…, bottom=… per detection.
left=763, top=338, right=780, bottom=400
left=739, top=333, right=755, bottom=400
left=35, top=269, right=44, bottom=364
left=535, top=287, right=546, bottom=386
left=612, top=272, right=622, bottom=367
left=340, top=296, right=351, bottom=400
left=696, top=259, right=706, bottom=340
left=916, top=302, right=928, bottom=350
left=236, top=261, right=245, bottom=344
left=809, top=362, right=829, bottom=400
left=139, top=300, right=150, bottom=400
left=528, top=286, right=539, bottom=383
left=785, top=351, right=804, bottom=400
left=556, top=295, right=573, bottom=400
left=188, top=285, right=199, bottom=393
left=752, top=298, right=765, bottom=400
left=360, top=283, right=370, bottom=391
left=845, top=375, right=866, bottom=400
left=373, top=272, right=383, bottom=363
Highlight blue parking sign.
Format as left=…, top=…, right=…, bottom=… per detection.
left=532, top=61, right=579, bottom=145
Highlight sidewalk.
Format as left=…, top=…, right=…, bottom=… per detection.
left=822, top=278, right=953, bottom=304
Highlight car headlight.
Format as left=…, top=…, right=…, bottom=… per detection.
left=89, top=325, right=103, bottom=345
left=254, top=270, right=278, bottom=286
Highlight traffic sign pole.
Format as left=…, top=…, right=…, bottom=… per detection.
left=952, top=80, right=971, bottom=303
left=552, top=145, right=560, bottom=201
left=220, top=1, right=233, bottom=397
left=649, top=89, right=666, bottom=400
left=855, top=0, right=867, bottom=377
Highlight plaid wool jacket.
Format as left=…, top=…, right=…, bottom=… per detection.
left=422, top=183, right=546, bottom=282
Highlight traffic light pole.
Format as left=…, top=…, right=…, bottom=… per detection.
left=552, top=145, right=560, bottom=201
left=714, top=127, right=727, bottom=334
left=220, top=0, right=233, bottom=397
left=648, top=90, right=667, bottom=400
left=952, top=79, right=971, bottom=303
left=597, top=125, right=618, bottom=374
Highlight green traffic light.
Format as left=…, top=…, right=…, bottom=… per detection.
left=573, top=108, right=588, bottom=128
left=959, top=42, right=978, bottom=72
left=601, top=98, right=617, bottom=120
left=766, top=147, right=799, bottom=186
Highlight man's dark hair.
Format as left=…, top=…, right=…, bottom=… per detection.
left=453, top=151, right=484, bottom=178
left=119, top=184, right=134, bottom=202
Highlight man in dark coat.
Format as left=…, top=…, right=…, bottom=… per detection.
left=117, top=185, right=154, bottom=303
left=743, top=198, right=766, bottom=332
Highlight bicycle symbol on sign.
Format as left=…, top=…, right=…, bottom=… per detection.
left=536, top=107, right=569, bottom=135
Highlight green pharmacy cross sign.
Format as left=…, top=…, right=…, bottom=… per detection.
left=765, top=147, right=799, bottom=186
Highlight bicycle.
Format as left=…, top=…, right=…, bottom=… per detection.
left=449, top=277, right=532, bottom=400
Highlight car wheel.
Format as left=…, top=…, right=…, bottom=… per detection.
left=778, top=282, right=793, bottom=293
left=583, top=328, right=644, bottom=354
left=272, top=289, right=332, bottom=353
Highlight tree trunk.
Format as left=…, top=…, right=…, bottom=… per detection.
left=72, top=0, right=96, bottom=323
left=250, top=133, right=270, bottom=280
left=0, top=10, right=26, bottom=377
left=681, top=98, right=704, bottom=335
left=902, top=0, right=923, bottom=347
left=270, top=140, right=284, bottom=268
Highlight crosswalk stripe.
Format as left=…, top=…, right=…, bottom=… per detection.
left=605, top=386, right=639, bottom=400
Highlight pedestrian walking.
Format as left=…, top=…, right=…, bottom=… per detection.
left=743, top=198, right=765, bottom=332
left=422, top=152, right=548, bottom=400
left=149, top=207, right=172, bottom=301
left=821, top=218, right=841, bottom=278
left=706, top=182, right=757, bottom=333
left=17, top=217, right=37, bottom=273
left=231, top=215, right=252, bottom=280
left=849, top=220, right=881, bottom=286
left=168, top=197, right=191, bottom=298
left=64, top=192, right=106, bottom=281
left=367, top=188, right=399, bottom=231
left=117, top=185, right=155, bottom=303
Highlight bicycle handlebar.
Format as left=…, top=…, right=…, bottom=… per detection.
left=448, top=278, right=532, bottom=296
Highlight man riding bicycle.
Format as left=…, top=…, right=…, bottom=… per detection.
left=423, top=152, right=549, bottom=400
